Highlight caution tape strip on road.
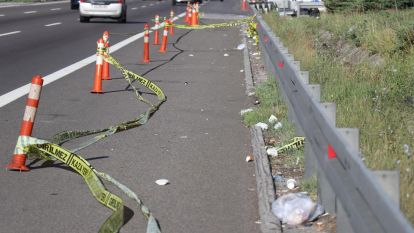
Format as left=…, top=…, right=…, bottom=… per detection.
left=173, top=15, right=256, bottom=30
left=16, top=54, right=165, bottom=233
left=19, top=136, right=160, bottom=233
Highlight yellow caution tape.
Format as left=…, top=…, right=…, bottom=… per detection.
left=17, top=53, right=165, bottom=232
left=173, top=15, right=256, bottom=30
left=50, top=54, right=166, bottom=152
left=19, top=136, right=160, bottom=233
left=276, top=137, right=305, bottom=154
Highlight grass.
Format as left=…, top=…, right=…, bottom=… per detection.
left=263, top=10, right=414, bottom=224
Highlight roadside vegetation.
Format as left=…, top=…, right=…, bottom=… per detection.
left=263, top=8, right=414, bottom=224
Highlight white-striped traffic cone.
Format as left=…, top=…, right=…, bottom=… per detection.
left=159, top=19, right=170, bottom=53
left=6, top=75, right=44, bottom=171
left=91, top=38, right=105, bottom=93
left=102, top=31, right=111, bottom=80
left=143, top=24, right=150, bottom=63
left=153, top=14, right=160, bottom=45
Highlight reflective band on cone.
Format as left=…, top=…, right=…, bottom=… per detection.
left=143, top=24, right=150, bottom=63
left=91, top=38, right=105, bottom=94
left=6, top=75, right=43, bottom=171
left=153, top=15, right=160, bottom=45
left=102, top=31, right=111, bottom=80
left=159, top=20, right=169, bottom=53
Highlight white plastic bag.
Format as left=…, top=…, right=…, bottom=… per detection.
left=271, top=192, right=324, bottom=225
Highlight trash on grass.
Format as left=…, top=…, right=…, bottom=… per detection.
left=155, top=179, right=169, bottom=186
left=268, top=115, right=278, bottom=124
left=266, top=147, right=278, bottom=157
left=271, top=193, right=325, bottom=225
left=286, top=179, right=296, bottom=189
left=274, top=122, right=283, bottom=130
left=255, top=122, right=268, bottom=130
left=240, top=108, right=253, bottom=116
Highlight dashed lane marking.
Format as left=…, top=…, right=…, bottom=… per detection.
left=45, top=22, right=62, bottom=27
left=0, top=31, right=21, bottom=37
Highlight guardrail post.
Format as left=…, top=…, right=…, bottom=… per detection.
left=336, top=128, right=360, bottom=233
left=317, top=103, right=336, bottom=214
left=372, top=170, right=400, bottom=207
left=304, top=84, right=320, bottom=179
left=300, top=71, right=309, bottom=84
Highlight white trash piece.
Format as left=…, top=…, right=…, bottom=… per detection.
left=266, top=147, right=278, bottom=157
left=240, top=108, right=253, bottom=116
left=155, top=179, right=169, bottom=186
left=286, top=179, right=296, bottom=189
left=271, top=193, right=324, bottom=225
left=255, top=122, right=268, bottom=130
left=268, top=115, right=278, bottom=124
left=274, top=122, right=283, bottom=130
left=237, top=43, right=246, bottom=50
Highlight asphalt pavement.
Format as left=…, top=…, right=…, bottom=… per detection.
left=0, top=0, right=260, bottom=232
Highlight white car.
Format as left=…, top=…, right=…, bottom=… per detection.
left=79, top=0, right=127, bottom=23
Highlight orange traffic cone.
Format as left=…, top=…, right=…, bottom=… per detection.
left=159, top=20, right=170, bottom=53
left=187, top=4, right=193, bottom=25
left=169, top=9, right=175, bottom=36
left=6, top=75, right=43, bottom=171
left=191, top=3, right=199, bottom=26
left=143, top=24, right=150, bottom=63
left=102, top=31, right=111, bottom=80
left=185, top=2, right=191, bottom=24
left=153, top=14, right=160, bottom=45
left=241, top=0, right=248, bottom=11
left=91, top=38, right=105, bottom=93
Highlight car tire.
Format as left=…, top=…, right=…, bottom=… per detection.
left=118, top=9, right=127, bottom=23
left=80, top=16, right=90, bottom=23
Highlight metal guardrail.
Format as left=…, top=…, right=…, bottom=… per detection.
left=254, top=14, right=414, bottom=233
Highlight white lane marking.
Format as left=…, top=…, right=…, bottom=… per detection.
left=141, top=5, right=146, bottom=8
left=149, top=3, right=154, bottom=6
left=0, top=14, right=5, bottom=17
left=0, top=31, right=21, bottom=37
left=0, top=0, right=67, bottom=9
left=131, top=7, right=137, bottom=10
left=50, top=8, right=61, bottom=11
left=0, top=13, right=186, bottom=108
left=24, top=11, right=37, bottom=14
left=45, top=22, right=62, bottom=27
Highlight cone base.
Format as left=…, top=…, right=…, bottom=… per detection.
left=102, top=77, right=111, bottom=80
left=6, top=155, right=30, bottom=171
left=91, top=90, right=104, bottom=94
left=142, top=59, right=150, bottom=63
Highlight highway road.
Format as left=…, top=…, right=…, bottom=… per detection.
left=0, top=0, right=258, bottom=232
left=0, top=0, right=181, bottom=96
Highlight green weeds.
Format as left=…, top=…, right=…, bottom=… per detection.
left=263, top=10, right=414, bottom=223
